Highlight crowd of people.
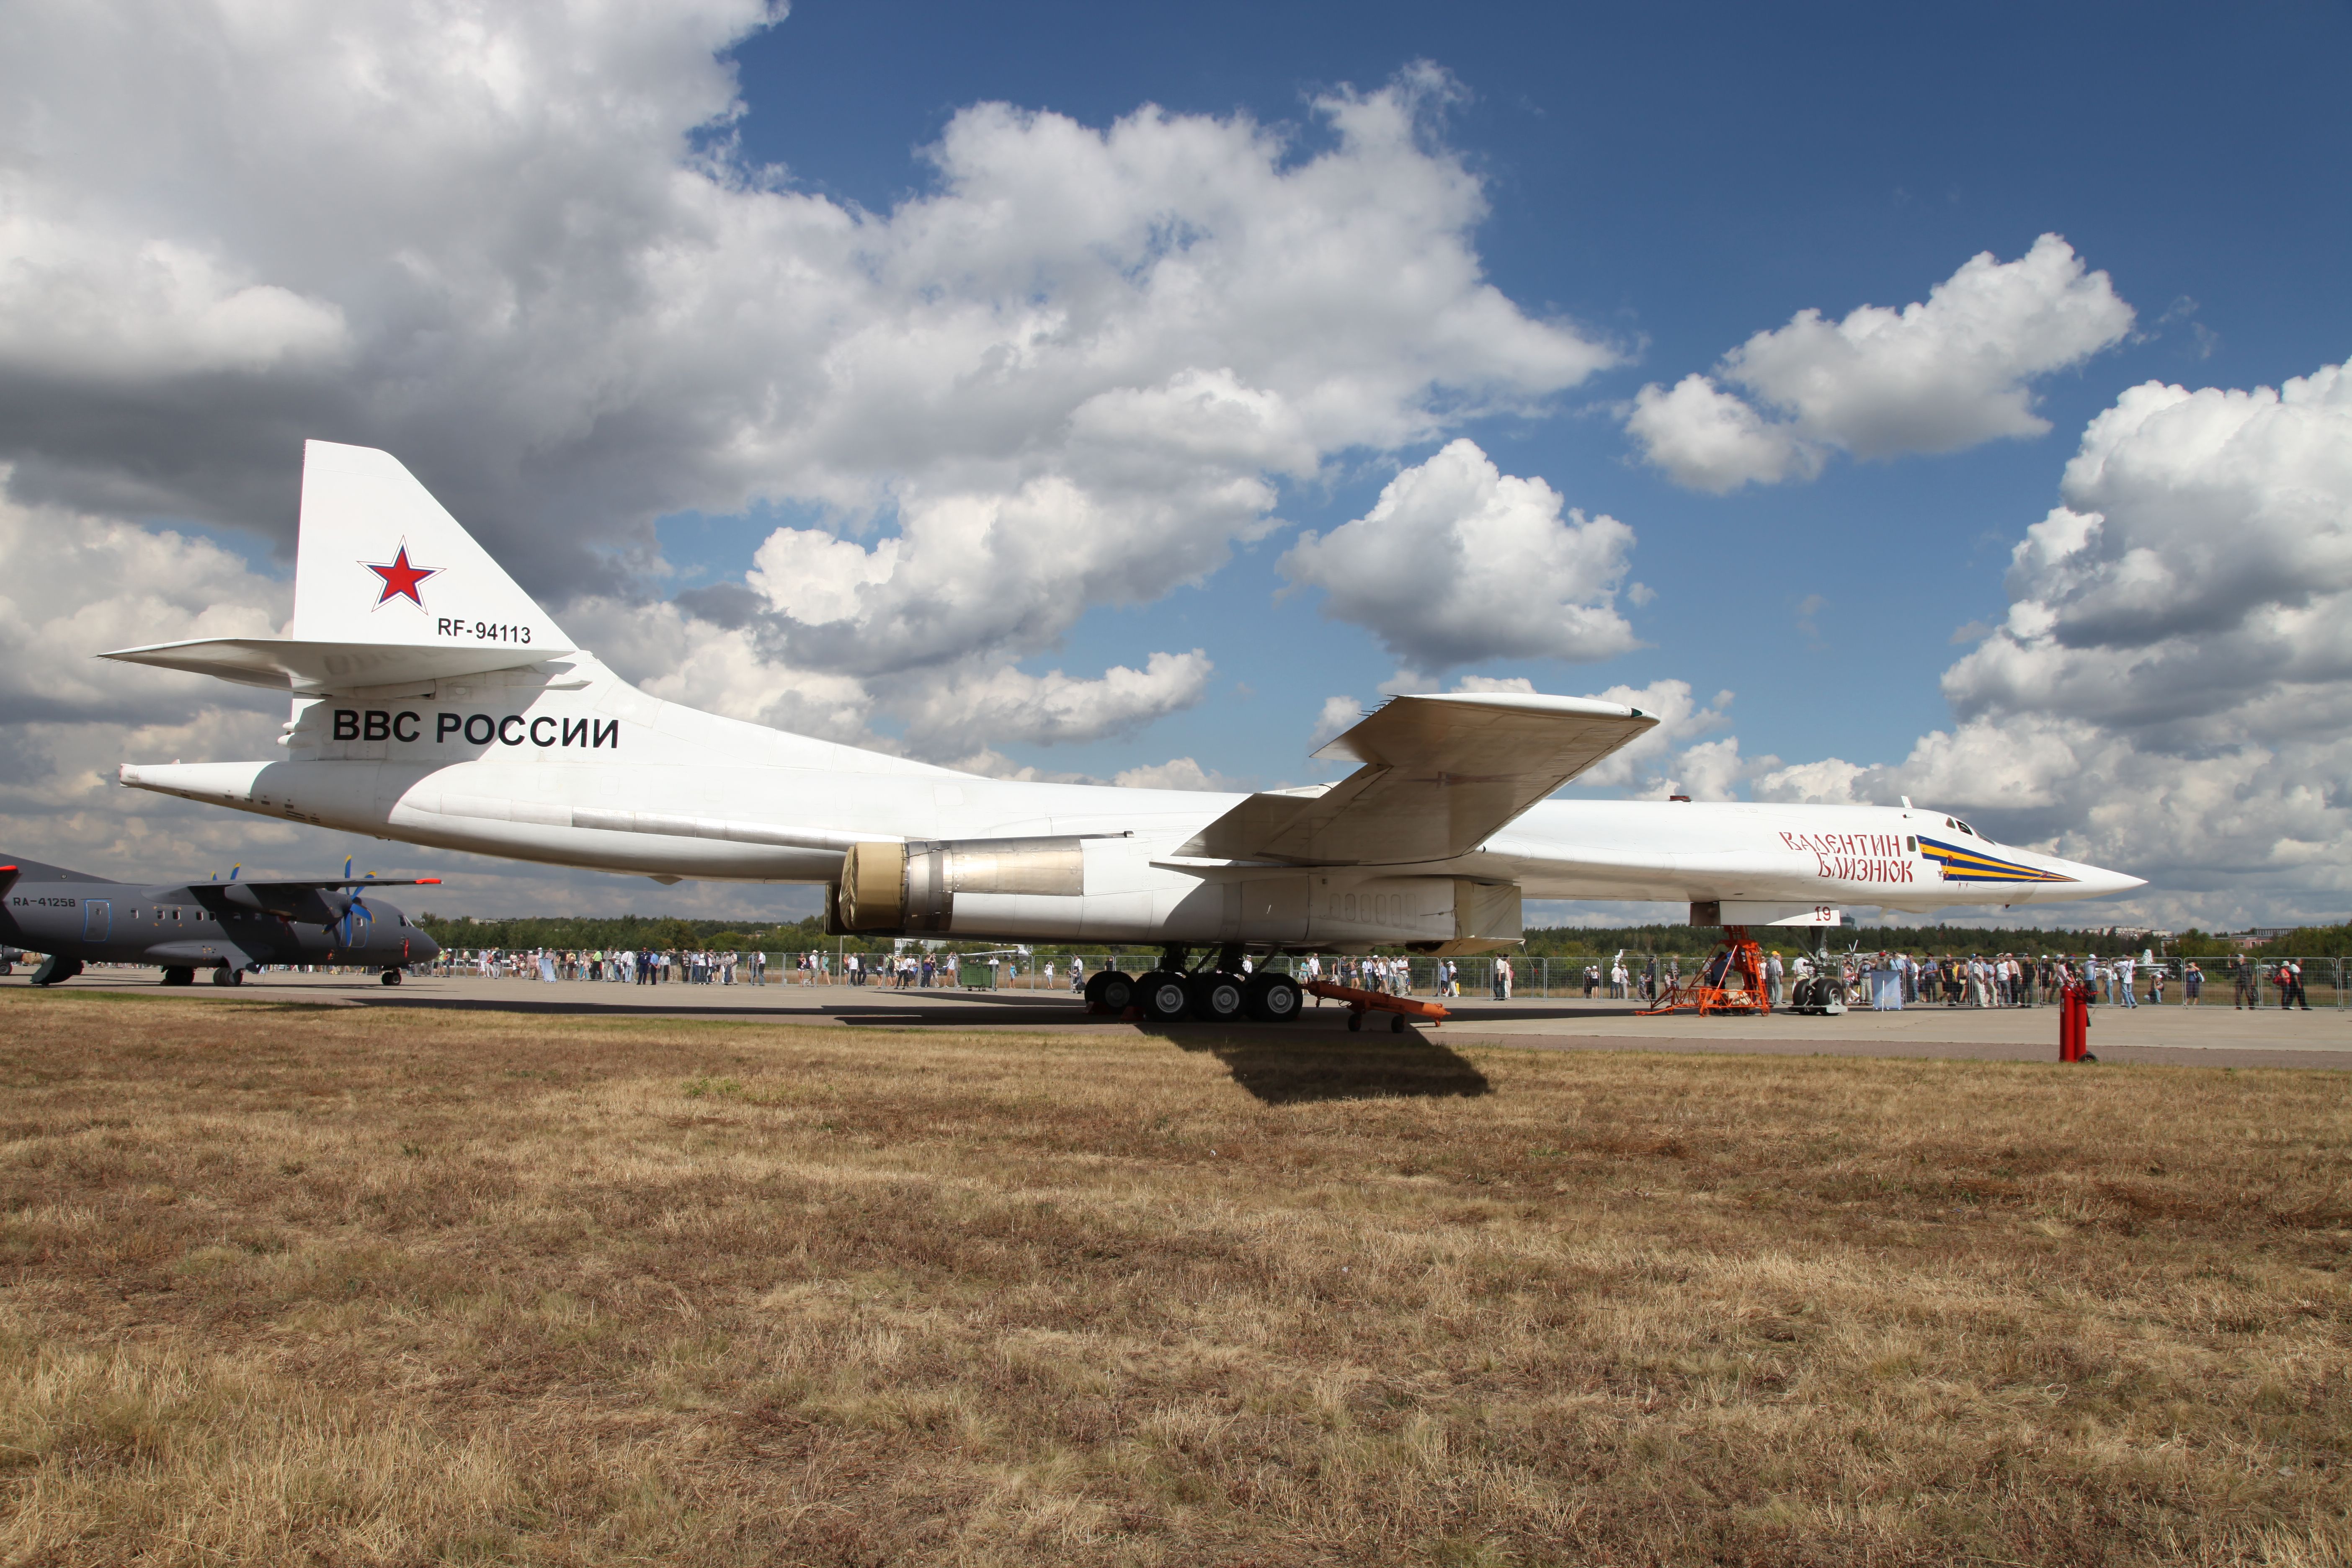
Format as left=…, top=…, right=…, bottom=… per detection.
left=424, top=944, right=2321, bottom=1009
left=1711, top=950, right=2311, bottom=1010
left=438, top=947, right=766, bottom=984
left=1555, top=949, right=2326, bottom=1010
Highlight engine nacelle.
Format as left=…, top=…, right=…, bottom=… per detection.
left=836, top=834, right=1519, bottom=953
left=838, top=836, right=1085, bottom=933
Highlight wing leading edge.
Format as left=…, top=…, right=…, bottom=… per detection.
left=1177, top=693, right=1656, bottom=866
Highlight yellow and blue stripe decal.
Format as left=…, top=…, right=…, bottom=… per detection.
left=1916, top=835, right=2076, bottom=884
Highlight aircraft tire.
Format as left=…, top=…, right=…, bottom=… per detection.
left=1189, top=970, right=1247, bottom=1024
left=381, top=969, right=403, bottom=987
left=1084, top=969, right=1136, bottom=1013
left=1346, top=1010, right=1363, bottom=1032
left=1136, top=970, right=1191, bottom=1022
left=210, top=966, right=242, bottom=987
left=1390, top=1011, right=1407, bottom=1034
left=161, top=966, right=194, bottom=987
left=28, top=955, right=81, bottom=987
left=1243, top=972, right=1302, bottom=1024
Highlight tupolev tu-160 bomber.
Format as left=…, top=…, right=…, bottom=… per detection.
left=15, top=4, right=2350, bottom=1558
left=101, top=442, right=2143, bottom=1022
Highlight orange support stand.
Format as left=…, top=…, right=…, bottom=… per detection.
left=1303, top=980, right=1450, bottom=1034
left=1638, top=926, right=1772, bottom=1017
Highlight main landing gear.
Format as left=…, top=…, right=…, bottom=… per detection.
left=381, top=968, right=405, bottom=986
left=210, top=965, right=243, bottom=986
left=28, top=955, right=81, bottom=987
left=1083, top=967, right=1136, bottom=1014
left=1086, top=946, right=1305, bottom=1025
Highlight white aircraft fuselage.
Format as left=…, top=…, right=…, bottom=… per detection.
left=108, top=441, right=2143, bottom=957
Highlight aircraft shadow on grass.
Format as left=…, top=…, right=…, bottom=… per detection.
left=1145, top=1025, right=1492, bottom=1104
left=314, top=988, right=1490, bottom=1100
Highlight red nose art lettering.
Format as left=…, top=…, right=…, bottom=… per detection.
left=364, top=545, right=439, bottom=608
left=1812, top=852, right=1916, bottom=883
left=1791, top=831, right=1916, bottom=883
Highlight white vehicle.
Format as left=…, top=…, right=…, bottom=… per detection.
left=106, top=442, right=2143, bottom=1022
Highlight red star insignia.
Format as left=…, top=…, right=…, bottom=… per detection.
left=364, top=545, right=438, bottom=608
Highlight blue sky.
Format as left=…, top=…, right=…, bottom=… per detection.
left=698, top=0, right=2350, bottom=787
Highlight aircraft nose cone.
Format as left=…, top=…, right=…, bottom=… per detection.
left=2063, top=861, right=2145, bottom=899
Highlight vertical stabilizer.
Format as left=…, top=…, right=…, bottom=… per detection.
left=290, top=441, right=572, bottom=651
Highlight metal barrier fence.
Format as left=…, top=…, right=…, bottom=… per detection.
left=430, top=949, right=2346, bottom=1007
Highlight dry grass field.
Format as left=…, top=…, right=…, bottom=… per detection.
left=0, top=990, right=2347, bottom=1566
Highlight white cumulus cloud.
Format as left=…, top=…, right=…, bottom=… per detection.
left=1279, top=438, right=1638, bottom=673
left=897, top=652, right=1215, bottom=756
left=1627, top=235, right=2133, bottom=492
left=1112, top=757, right=1240, bottom=792
left=0, top=3, right=1620, bottom=900
left=1753, top=358, right=2352, bottom=929
left=1563, top=679, right=1735, bottom=793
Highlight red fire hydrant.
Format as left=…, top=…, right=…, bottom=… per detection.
left=2058, top=981, right=2095, bottom=1063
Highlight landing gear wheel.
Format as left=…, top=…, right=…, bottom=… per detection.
left=1084, top=969, right=1136, bottom=1014
left=1190, top=970, right=1247, bottom=1024
left=29, top=955, right=81, bottom=988
left=1346, top=1010, right=1363, bottom=1032
left=1243, top=972, right=1302, bottom=1023
left=381, top=969, right=403, bottom=987
left=210, top=966, right=242, bottom=987
left=1136, top=970, right=1191, bottom=1022
left=1390, top=1011, right=1407, bottom=1033
left=161, top=966, right=194, bottom=987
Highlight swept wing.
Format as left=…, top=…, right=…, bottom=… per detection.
left=1177, top=693, right=1656, bottom=865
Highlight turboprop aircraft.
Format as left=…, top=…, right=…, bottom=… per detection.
left=102, top=441, right=2143, bottom=1024
left=0, top=856, right=439, bottom=987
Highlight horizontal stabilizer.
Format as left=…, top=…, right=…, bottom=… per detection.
left=98, top=637, right=566, bottom=694
left=1181, top=692, right=1656, bottom=865
left=107, top=441, right=584, bottom=694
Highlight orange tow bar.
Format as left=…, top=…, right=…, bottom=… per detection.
left=1303, top=980, right=1450, bottom=1033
